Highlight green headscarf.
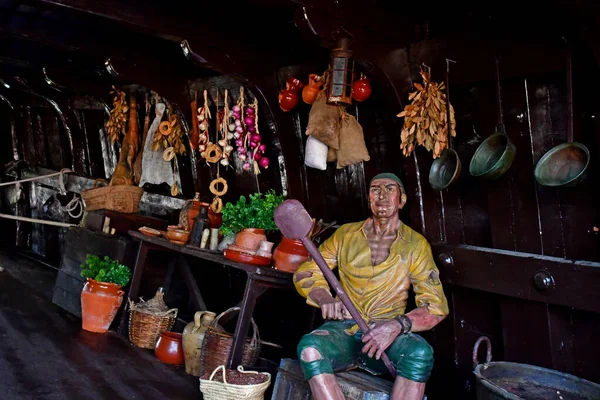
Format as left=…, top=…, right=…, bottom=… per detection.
left=370, top=172, right=405, bottom=194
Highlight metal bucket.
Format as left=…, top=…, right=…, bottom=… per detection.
left=473, top=336, right=600, bottom=400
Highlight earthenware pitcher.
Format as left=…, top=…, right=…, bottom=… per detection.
left=182, top=311, right=216, bottom=376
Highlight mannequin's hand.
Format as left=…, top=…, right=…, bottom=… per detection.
left=361, top=320, right=402, bottom=360
left=310, top=288, right=351, bottom=320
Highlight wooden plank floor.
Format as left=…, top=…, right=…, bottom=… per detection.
left=0, top=251, right=198, bottom=400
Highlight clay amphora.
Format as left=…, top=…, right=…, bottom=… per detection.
left=182, top=311, right=216, bottom=376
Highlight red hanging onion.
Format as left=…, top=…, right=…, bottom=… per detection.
left=244, top=116, right=255, bottom=126
left=232, top=105, right=240, bottom=113
left=239, top=154, right=247, bottom=161
left=258, top=144, right=267, bottom=152
left=249, top=141, right=258, bottom=148
left=234, top=119, right=242, bottom=127
left=242, top=162, right=252, bottom=171
left=245, top=106, right=254, bottom=115
left=235, top=139, right=243, bottom=147
left=233, top=132, right=241, bottom=139
left=247, top=125, right=256, bottom=133
left=254, top=152, right=262, bottom=161
left=250, top=134, right=261, bottom=142
left=259, top=157, right=270, bottom=168
left=235, top=126, right=244, bottom=134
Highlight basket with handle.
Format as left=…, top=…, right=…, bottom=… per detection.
left=81, top=176, right=144, bottom=214
left=199, top=365, right=271, bottom=400
left=200, top=307, right=261, bottom=376
left=128, top=288, right=178, bottom=349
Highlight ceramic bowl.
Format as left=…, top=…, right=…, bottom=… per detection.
left=166, top=225, right=190, bottom=244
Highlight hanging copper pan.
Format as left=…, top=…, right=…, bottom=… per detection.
left=429, top=59, right=461, bottom=191
left=534, top=48, right=590, bottom=187
left=469, top=56, right=516, bottom=180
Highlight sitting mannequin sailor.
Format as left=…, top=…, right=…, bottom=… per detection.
left=293, top=173, right=449, bottom=400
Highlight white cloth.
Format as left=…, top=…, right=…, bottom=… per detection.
left=139, top=103, right=175, bottom=187
left=304, top=135, right=328, bottom=170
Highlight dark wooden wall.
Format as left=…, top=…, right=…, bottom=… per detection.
left=0, top=1, right=599, bottom=398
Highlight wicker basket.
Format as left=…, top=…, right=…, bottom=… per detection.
left=128, top=289, right=178, bottom=349
left=81, top=177, right=144, bottom=214
left=200, top=307, right=261, bottom=376
left=200, top=365, right=271, bottom=400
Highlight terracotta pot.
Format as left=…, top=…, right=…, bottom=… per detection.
left=155, top=332, right=184, bottom=365
left=273, top=237, right=310, bottom=273
left=80, top=278, right=124, bottom=333
left=302, top=74, right=324, bottom=104
left=279, top=89, right=299, bottom=112
left=234, top=228, right=267, bottom=252
left=182, top=311, right=216, bottom=376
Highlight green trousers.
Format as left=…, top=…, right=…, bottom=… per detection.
left=297, top=320, right=434, bottom=383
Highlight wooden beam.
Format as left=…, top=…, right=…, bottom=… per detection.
left=432, top=243, right=600, bottom=314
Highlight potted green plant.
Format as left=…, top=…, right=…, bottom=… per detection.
left=220, top=189, right=285, bottom=251
left=80, top=254, right=132, bottom=333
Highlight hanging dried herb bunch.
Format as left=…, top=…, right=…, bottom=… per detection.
left=397, top=66, right=455, bottom=158
left=106, top=86, right=128, bottom=143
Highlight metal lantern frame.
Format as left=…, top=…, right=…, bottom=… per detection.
left=327, top=35, right=355, bottom=106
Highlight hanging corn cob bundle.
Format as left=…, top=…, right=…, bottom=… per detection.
left=397, top=66, right=456, bottom=158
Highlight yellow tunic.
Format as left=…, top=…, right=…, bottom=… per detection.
left=293, top=219, right=449, bottom=334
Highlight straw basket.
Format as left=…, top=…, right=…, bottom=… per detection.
left=200, top=307, right=261, bottom=376
left=200, top=365, right=271, bottom=400
left=81, top=177, right=144, bottom=214
left=128, top=289, right=177, bottom=349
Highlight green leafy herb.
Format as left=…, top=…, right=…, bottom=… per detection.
left=80, top=254, right=132, bottom=287
left=220, top=189, right=285, bottom=237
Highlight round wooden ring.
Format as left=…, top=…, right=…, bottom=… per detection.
left=159, top=121, right=172, bottom=136
left=211, top=196, right=223, bottom=214
left=209, top=177, right=228, bottom=196
left=205, top=144, right=222, bottom=163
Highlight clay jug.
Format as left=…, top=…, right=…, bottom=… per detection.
left=273, top=237, right=310, bottom=273
left=286, top=77, right=304, bottom=92
left=302, top=74, right=324, bottom=105
left=182, top=311, right=216, bottom=376
left=278, top=89, right=299, bottom=112
left=81, top=278, right=124, bottom=333
left=234, top=228, right=267, bottom=252
left=155, top=332, right=184, bottom=365
left=352, top=74, right=372, bottom=102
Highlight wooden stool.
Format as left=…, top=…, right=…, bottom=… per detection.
left=271, top=358, right=397, bottom=400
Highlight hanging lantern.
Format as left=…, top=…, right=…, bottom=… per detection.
left=327, top=35, right=354, bottom=106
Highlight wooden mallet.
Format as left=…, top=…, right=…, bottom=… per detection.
left=274, top=199, right=397, bottom=377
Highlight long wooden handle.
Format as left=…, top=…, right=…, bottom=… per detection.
left=300, top=236, right=397, bottom=377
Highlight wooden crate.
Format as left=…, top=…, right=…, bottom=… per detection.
left=271, top=358, right=395, bottom=400
left=51, top=227, right=134, bottom=318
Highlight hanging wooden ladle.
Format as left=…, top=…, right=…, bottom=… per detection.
left=429, top=59, right=461, bottom=190
left=469, top=56, right=516, bottom=180
left=534, top=47, right=590, bottom=187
